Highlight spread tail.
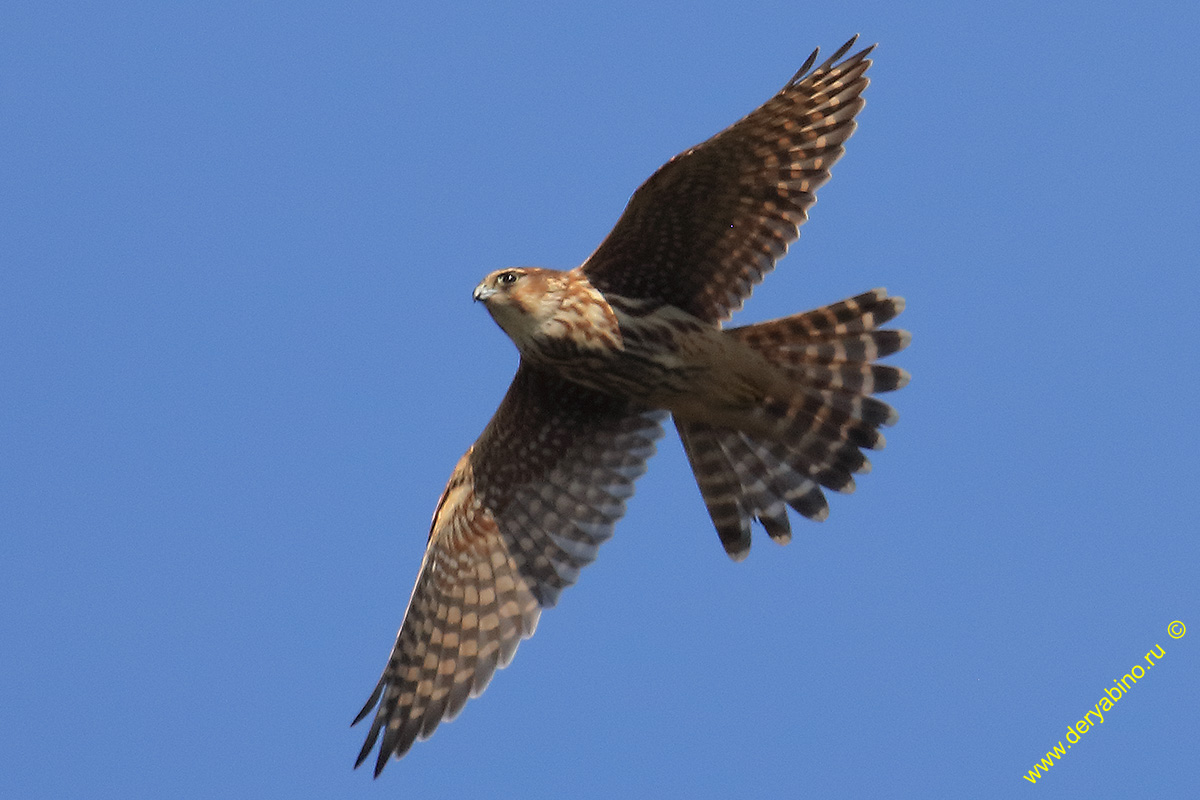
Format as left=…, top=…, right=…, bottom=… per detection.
left=676, top=289, right=909, bottom=559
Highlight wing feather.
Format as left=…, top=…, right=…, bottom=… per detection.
left=581, top=36, right=874, bottom=323
left=354, top=364, right=665, bottom=774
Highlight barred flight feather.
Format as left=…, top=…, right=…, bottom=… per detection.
left=582, top=37, right=876, bottom=324
left=355, top=367, right=664, bottom=775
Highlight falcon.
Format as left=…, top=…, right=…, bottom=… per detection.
left=354, top=35, right=909, bottom=775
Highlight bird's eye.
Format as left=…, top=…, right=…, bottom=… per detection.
left=496, top=271, right=519, bottom=286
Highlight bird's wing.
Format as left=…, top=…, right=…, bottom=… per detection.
left=581, top=36, right=873, bottom=324
left=353, top=364, right=665, bottom=775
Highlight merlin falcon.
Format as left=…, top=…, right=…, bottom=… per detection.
left=354, top=35, right=909, bottom=775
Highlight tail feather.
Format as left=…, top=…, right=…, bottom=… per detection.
left=678, top=421, right=830, bottom=559
left=679, top=289, right=909, bottom=559
left=677, top=422, right=754, bottom=556
left=769, top=361, right=909, bottom=395
left=732, top=288, right=904, bottom=339
left=775, top=330, right=910, bottom=364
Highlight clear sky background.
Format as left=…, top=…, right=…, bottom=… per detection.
left=4, top=1, right=1199, bottom=797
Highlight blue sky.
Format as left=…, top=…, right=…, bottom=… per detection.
left=4, top=1, right=1199, bottom=797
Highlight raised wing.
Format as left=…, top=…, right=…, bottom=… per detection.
left=353, top=364, right=665, bottom=775
left=581, top=36, right=873, bottom=323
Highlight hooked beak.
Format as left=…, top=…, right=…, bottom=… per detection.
left=473, top=283, right=496, bottom=303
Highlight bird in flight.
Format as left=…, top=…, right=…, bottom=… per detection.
left=354, top=35, right=908, bottom=775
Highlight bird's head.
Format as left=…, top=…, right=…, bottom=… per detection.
left=473, top=267, right=569, bottom=349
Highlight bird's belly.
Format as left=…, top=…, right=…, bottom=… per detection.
left=521, top=300, right=764, bottom=416
left=547, top=346, right=711, bottom=407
